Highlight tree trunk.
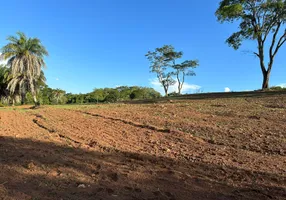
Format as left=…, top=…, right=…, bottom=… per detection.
left=177, top=73, right=181, bottom=95
left=262, top=70, right=270, bottom=90
left=178, top=83, right=183, bottom=95
left=33, top=94, right=39, bottom=107
left=178, top=72, right=185, bottom=95
left=164, top=87, right=168, bottom=97
left=21, top=93, right=25, bottom=105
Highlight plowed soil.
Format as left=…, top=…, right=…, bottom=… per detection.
left=0, top=94, right=286, bottom=200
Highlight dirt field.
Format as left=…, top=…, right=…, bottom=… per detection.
left=0, top=94, right=286, bottom=200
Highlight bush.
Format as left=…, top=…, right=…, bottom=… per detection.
left=129, top=92, right=136, bottom=100
left=105, top=90, right=119, bottom=103
left=269, top=86, right=286, bottom=91
left=168, top=92, right=180, bottom=97
left=0, top=102, right=4, bottom=107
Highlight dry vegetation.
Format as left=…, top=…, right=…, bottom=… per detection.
left=0, top=94, right=286, bottom=200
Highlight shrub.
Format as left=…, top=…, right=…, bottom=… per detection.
left=129, top=92, right=136, bottom=100
left=168, top=92, right=180, bottom=97
left=105, top=90, right=119, bottom=103
left=268, top=86, right=286, bottom=91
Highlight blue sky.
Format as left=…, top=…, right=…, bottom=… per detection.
left=0, top=0, right=285, bottom=94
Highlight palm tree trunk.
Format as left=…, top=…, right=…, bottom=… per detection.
left=33, top=94, right=39, bottom=107
left=21, top=93, right=25, bottom=105
left=10, top=94, right=16, bottom=106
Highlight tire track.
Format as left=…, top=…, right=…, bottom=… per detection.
left=71, top=109, right=207, bottom=145
left=78, top=110, right=171, bottom=133
left=32, top=114, right=130, bottom=154
left=32, top=115, right=81, bottom=145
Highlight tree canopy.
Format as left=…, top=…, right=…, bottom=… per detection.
left=146, top=45, right=198, bottom=95
left=216, top=0, right=286, bottom=89
left=1, top=32, right=49, bottom=105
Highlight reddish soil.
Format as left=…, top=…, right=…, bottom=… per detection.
left=0, top=94, right=285, bottom=200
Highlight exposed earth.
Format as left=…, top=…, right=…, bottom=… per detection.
left=0, top=93, right=285, bottom=200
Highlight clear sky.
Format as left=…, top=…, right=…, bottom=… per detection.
left=1, top=0, right=285, bottom=94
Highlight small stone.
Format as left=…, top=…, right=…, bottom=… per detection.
left=48, top=170, right=59, bottom=177
left=26, top=162, right=36, bottom=170
left=165, top=148, right=171, bottom=153
left=78, top=184, right=86, bottom=188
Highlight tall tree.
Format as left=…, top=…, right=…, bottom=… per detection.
left=1, top=32, right=49, bottom=106
left=164, top=49, right=199, bottom=95
left=216, top=0, right=286, bottom=89
left=52, top=89, right=66, bottom=104
left=173, top=60, right=198, bottom=94
left=146, top=45, right=176, bottom=96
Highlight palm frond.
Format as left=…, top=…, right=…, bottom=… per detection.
left=1, top=32, right=48, bottom=102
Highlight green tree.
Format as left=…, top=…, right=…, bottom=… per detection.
left=76, top=94, right=85, bottom=104
left=164, top=48, right=199, bottom=95
left=91, top=88, right=105, bottom=103
left=146, top=45, right=176, bottom=96
left=39, top=85, right=53, bottom=105
left=129, top=89, right=144, bottom=100
left=129, top=92, right=136, bottom=100
left=0, top=65, right=8, bottom=97
left=52, top=89, right=66, bottom=104
left=142, top=87, right=161, bottom=99
left=116, top=86, right=135, bottom=100
left=216, top=0, right=286, bottom=89
left=0, top=65, right=20, bottom=105
left=66, top=93, right=76, bottom=104
left=1, top=32, right=49, bottom=106
left=0, top=65, right=9, bottom=103
left=105, top=90, right=119, bottom=103
left=173, top=60, right=198, bottom=95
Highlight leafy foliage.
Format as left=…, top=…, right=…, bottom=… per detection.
left=146, top=45, right=177, bottom=96
left=1, top=32, right=48, bottom=105
left=65, top=86, right=161, bottom=104
left=146, top=45, right=199, bottom=95
left=0, top=65, right=9, bottom=98
left=268, top=86, right=286, bottom=91
left=216, top=0, right=286, bottom=89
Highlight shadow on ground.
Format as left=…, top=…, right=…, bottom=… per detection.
left=0, top=136, right=285, bottom=200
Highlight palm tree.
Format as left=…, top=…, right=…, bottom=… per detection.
left=52, top=89, right=66, bottom=104
left=0, top=65, right=19, bottom=106
left=0, top=65, right=9, bottom=98
left=1, top=32, right=48, bottom=106
left=7, top=70, right=46, bottom=105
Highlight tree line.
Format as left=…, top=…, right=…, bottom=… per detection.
left=65, top=86, right=161, bottom=104
left=0, top=76, right=161, bottom=106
